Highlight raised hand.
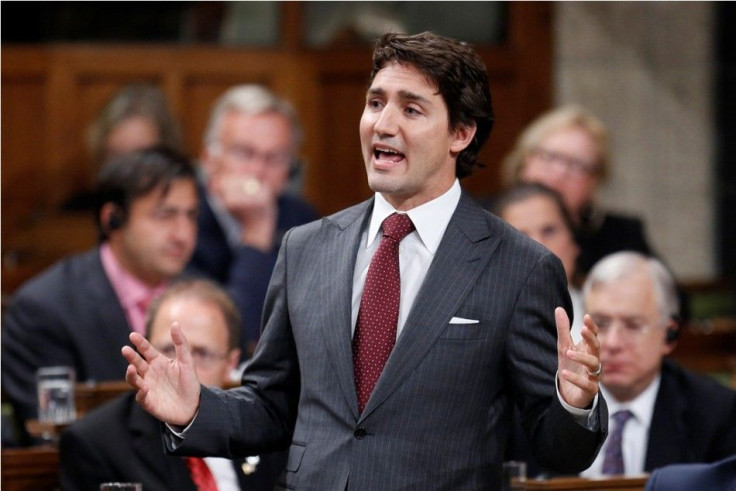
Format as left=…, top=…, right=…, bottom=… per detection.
left=121, top=322, right=202, bottom=426
left=555, top=307, right=601, bottom=409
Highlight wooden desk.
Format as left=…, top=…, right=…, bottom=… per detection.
left=517, top=476, right=648, bottom=490
left=1, top=445, right=60, bottom=491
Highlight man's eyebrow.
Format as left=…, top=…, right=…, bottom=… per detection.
left=398, top=90, right=430, bottom=104
left=366, top=87, right=431, bottom=105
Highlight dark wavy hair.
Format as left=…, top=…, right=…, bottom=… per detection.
left=94, top=145, right=196, bottom=241
left=370, top=32, right=494, bottom=179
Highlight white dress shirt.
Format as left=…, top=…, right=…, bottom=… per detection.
left=569, top=287, right=584, bottom=344
left=580, top=376, right=661, bottom=477
left=205, top=457, right=240, bottom=490
left=351, top=180, right=461, bottom=337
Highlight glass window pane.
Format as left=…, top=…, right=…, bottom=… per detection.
left=304, top=1, right=507, bottom=48
left=1, top=1, right=281, bottom=46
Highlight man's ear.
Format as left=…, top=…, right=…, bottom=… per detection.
left=100, top=203, right=124, bottom=233
left=662, top=318, right=679, bottom=355
left=226, top=349, right=242, bottom=375
left=450, top=122, right=477, bottom=155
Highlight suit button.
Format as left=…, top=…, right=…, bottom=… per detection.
left=354, top=427, right=367, bottom=439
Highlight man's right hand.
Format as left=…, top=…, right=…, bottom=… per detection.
left=122, top=322, right=201, bottom=426
left=213, top=174, right=278, bottom=252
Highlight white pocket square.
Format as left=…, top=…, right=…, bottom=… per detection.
left=449, top=316, right=479, bottom=324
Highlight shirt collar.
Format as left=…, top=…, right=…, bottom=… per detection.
left=100, top=243, right=167, bottom=310
left=367, top=179, right=461, bottom=254
left=601, top=374, right=661, bottom=430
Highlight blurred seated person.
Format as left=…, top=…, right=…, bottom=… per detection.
left=187, top=84, right=320, bottom=358
left=65, top=83, right=184, bottom=210
left=494, top=182, right=583, bottom=342
left=502, top=105, right=653, bottom=278
left=645, top=454, right=736, bottom=491
left=59, top=278, right=286, bottom=490
left=579, top=252, right=736, bottom=476
left=1, top=147, right=198, bottom=445
left=509, top=251, right=736, bottom=478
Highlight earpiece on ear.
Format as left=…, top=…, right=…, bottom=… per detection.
left=666, top=328, right=680, bottom=344
left=107, top=210, right=124, bottom=231
left=666, top=315, right=681, bottom=343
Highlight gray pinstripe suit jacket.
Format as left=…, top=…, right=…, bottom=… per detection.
left=171, top=192, right=608, bottom=490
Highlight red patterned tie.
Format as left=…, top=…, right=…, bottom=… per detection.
left=353, top=213, right=415, bottom=413
left=185, top=457, right=218, bottom=491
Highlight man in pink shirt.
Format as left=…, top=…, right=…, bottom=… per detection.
left=2, top=146, right=198, bottom=445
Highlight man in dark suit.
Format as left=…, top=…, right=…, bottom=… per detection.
left=1, top=147, right=198, bottom=445
left=578, top=251, right=736, bottom=477
left=187, top=84, right=319, bottom=358
left=60, top=278, right=285, bottom=490
left=123, top=32, right=608, bottom=489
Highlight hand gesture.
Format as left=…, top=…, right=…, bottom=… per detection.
left=122, top=322, right=202, bottom=426
left=211, top=174, right=278, bottom=251
left=555, top=307, right=601, bottom=409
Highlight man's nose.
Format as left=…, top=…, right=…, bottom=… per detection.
left=373, top=105, right=399, bottom=136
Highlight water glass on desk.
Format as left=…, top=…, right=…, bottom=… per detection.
left=36, top=366, right=76, bottom=424
left=502, top=460, right=527, bottom=490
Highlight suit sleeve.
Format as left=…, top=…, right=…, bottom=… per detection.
left=169, top=228, right=301, bottom=458
left=506, top=251, right=607, bottom=473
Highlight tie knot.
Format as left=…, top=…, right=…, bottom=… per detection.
left=381, top=213, right=414, bottom=242
left=613, top=409, right=634, bottom=426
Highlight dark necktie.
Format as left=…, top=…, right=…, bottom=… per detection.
left=185, top=457, right=218, bottom=491
left=602, top=409, right=634, bottom=475
left=353, top=213, right=415, bottom=413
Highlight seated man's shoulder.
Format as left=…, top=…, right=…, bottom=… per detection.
left=13, top=248, right=101, bottom=297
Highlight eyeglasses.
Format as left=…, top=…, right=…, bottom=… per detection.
left=215, top=143, right=292, bottom=170
left=591, top=315, right=657, bottom=342
left=157, top=345, right=229, bottom=368
left=531, top=147, right=598, bottom=176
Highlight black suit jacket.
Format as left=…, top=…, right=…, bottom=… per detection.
left=1, top=248, right=131, bottom=441
left=576, top=211, right=652, bottom=275
left=59, top=392, right=286, bottom=491
left=645, top=359, right=736, bottom=470
left=187, top=185, right=319, bottom=356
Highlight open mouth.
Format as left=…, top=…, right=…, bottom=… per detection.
left=373, top=145, right=405, bottom=163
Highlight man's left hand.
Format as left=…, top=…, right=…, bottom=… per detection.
left=555, top=307, right=601, bottom=409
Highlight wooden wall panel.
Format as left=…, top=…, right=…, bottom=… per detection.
left=1, top=77, right=48, bottom=231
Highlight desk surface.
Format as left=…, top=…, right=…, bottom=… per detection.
left=518, top=475, right=648, bottom=490
left=1, top=445, right=60, bottom=491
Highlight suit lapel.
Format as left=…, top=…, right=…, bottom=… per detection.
left=129, top=399, right=197, bottom=490
left=645, top=365, right=690, bottom=470
left=317, top=199, right=373, bottom=418
left=361, top=194, right=501, bottom=418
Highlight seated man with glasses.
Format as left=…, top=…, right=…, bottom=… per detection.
left=189, top=85, right=320, bottom=359
left=508, top=251, right=736, bottom=479
left=578, top=251, right=736, bottom=477
left=59, top=278, right=287, bottom=490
